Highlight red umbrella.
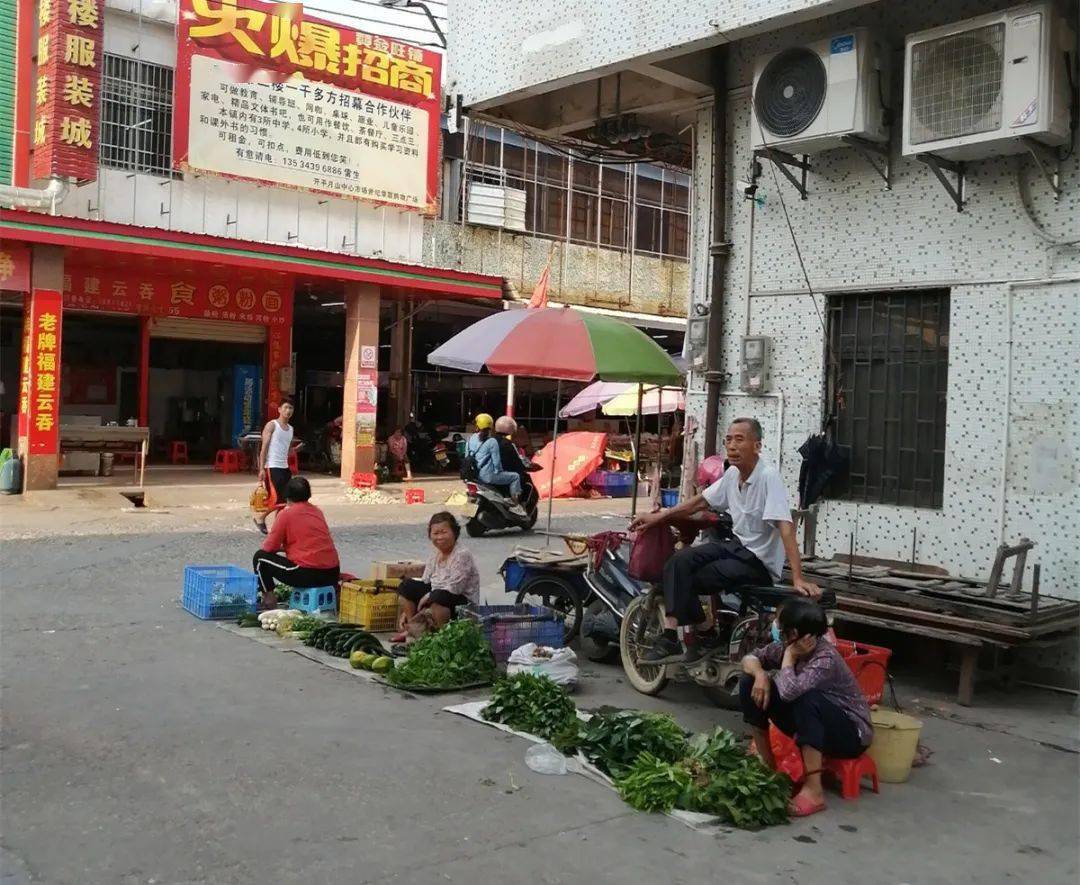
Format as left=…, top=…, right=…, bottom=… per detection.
left=530, top=432, right=608, bottom=500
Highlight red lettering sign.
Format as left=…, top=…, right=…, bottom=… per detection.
left=0, top=243, right=32, bottom=291
left=21, top=290, right=64, bottom=456
left=31, top=0, right=104, bottom=182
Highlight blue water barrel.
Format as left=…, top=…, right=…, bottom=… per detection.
left=0, top=455, right=23, bottom=494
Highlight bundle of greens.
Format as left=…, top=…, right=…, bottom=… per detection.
left=614, top=753, right=692, bottom=813
left=387, top=620, right=496, bottom=689
left=574, top=710, right=689, bottom=777
left=481, top=673, right=578, bottom=740
left=681, top=755, right=791, bottom=829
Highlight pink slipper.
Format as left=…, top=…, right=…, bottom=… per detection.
left=788, top=793, right=826, bottom=818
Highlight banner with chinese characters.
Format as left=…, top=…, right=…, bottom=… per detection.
left=62, top=265, right=291, bottom=327
left=19, top=290, right=64, bottom=456
left=31, top=0, right=103, bottom=182
left=175, top=0, right=442, bottom=213
left=354, top=369, right=377, bottom=448
left=0, top=243, right=32, bottom=291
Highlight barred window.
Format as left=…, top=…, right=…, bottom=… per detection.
left=826, top=291, right=950, bottom=508
left=100, top=55, right=175, bottom=176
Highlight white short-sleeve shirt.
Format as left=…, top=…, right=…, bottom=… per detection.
left=701, top=459, right=793, bottom=581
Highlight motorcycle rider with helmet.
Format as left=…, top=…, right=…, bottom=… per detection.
left=466, top=413, right=526, bottom=515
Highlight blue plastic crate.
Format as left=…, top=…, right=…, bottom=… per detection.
left=183, top=565, right=258, bottom=620
left=661, top=488, right=679, bottom=507
left=587, top=470, right=635, bottom=498
left=286, top=584, right=337, bottom=613
left=461, top=604, right=565, bottom=664
left=500, top=558, right=530, bottom=593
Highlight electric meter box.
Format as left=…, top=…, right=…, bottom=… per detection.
left=739, top=336, right=772, bottom=393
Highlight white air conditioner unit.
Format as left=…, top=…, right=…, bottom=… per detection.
left=751, top=28, right=890, bottom=153
left=902, top=2, right=1074, bottom=161
left=466, top=183, right=527, bottom=232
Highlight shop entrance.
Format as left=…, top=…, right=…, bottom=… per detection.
left=149, top=333, right=265, bottom=462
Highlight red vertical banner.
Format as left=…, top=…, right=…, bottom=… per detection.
left=264, top=286, right=293, bottom=420
left=31, top=0, right=103, bottom=182
left=21, top=290, right=64, bottom=455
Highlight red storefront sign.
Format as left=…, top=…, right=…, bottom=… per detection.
left=0, top=243, right=33, bottom=291
left=31, top=0, right=103, bottom=182
left=19, top=290, right=64, bottom=455
left=174, top=0, right=442, bottom=213
left=62, top=265, right=291, bottom=326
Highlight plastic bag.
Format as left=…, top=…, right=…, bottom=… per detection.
left=507, top=643, right=579, bottom=687
left=628, top=523, right=675, bottom=583
left=525, top=742, right=568, bottom=775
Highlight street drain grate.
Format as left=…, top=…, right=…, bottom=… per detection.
left=121, top=491, right=147, bottom=508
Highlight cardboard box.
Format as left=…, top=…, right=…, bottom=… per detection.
left=370, top=560, right=426, bottom=580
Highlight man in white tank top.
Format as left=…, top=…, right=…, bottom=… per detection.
left=255, top=398, right=298, bottom=533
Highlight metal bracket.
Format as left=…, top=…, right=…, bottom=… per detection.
left=1021, top=137, right=1062, bottom=200
left=753, top=148, right=810, bottom=200
left=916, top=153, right=965, bottom=212
left=841, top=135, right=892, bottom=189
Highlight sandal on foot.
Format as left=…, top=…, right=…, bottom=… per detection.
left=253, top=518, right=268, bottom=535
left=789, top=781, right=826, bottom=818
left=389, top=631, right=408, bottom=643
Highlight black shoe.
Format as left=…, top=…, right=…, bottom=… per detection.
left=683, top=632, right=722, bottom=663
left=640, top=635, right=684, bottom=665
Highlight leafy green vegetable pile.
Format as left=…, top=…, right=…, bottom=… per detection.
left=615, top=752, right=692, bottom=812
left=387, top=620, right=496, bottom=689
left=481, top=673, right=578, bottom=740
left=569, top=709, right=689, bottom=777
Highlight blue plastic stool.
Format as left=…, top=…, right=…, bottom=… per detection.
left=286, top=585, right=337, bottom=614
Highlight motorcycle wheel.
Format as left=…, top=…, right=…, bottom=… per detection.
left=700, top=683, right=742, bottom=710
left=619, top=594, right=669, bottom=696
left=525, top=506, right=539, bottom=530
left=515, top=577, right=582, bottom=645
left=578, top=598, right=619, bottom=664
left=465, top=517, right=488, bottom=538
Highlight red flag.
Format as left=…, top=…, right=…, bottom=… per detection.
left=528, top=262, right=550, bottom=309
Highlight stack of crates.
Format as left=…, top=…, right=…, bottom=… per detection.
left=339, top=579, right=401, bottom=631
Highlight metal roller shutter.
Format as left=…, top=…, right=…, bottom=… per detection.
left=149, top=317, right=267, bottom=343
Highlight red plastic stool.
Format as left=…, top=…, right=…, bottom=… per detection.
left=169, top=441, right=189, bottom=464
left=213, top=449, right=241, bottom=474
left=404, top=488, right=425, bottom=504
left=823, top=753, right=879, bottom=800
left=287, top=449, right=299, bottom=472
left=352, top=472, right=377, bottom=489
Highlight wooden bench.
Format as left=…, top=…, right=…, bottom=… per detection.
left=831, top=608, right=1009, bottom=707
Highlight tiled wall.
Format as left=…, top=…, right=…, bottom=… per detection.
left=685, top=0, right=1080, bottom=597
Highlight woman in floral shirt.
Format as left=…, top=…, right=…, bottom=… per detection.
left=740, top=599, right=872, bottom=818
left=393, top=511, right=480, bottom=641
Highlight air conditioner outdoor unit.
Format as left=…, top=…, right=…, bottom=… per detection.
left=902, top=2, right=1074, bottom=161
left=751, top=28, right=890, bottom=153
left=465, top=183, right=527, bottom=232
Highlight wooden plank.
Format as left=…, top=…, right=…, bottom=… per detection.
left=835, top=595, right=1030, bottom=640
left=831, top=610, right=996, bottom=647
left=957, top=647, right=979, bottom=707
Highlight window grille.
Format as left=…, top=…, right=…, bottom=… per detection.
left=100, top=55, right=175, bottom=176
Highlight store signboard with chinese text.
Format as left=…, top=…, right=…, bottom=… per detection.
left=175, top=0, right=441, bottom=213
left=32, top=0, right=103, bottom=182
left=62, top=265, right=291, bottom=326
left=0, top=243, right=32, bottom=291
left=19, top=291, right=64, bottom=455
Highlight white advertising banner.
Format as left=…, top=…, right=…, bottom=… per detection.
left=186, top=54, right=430, bottom=208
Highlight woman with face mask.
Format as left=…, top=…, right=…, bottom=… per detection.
left=739, top=599, right=872, bottom=818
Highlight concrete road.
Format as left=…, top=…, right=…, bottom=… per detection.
left=2, top=507, right=1078, bottom=884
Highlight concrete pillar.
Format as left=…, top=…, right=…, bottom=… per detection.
left=340, top=282, right=380, bottom=481
left=138, top=316, right=151, bottom=428
left=388, top=299, right=413, bottom=431
left=20, top=246, right=64, bottom=491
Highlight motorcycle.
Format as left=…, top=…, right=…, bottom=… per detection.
left=463, top=470, right=540, bottom=536
left=574, top=518, right=835, bottom=708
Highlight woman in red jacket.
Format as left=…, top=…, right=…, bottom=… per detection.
left=252, top=476, right=340, bottom=609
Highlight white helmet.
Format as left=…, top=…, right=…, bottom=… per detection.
left=495, top=415, right=518, bottom=435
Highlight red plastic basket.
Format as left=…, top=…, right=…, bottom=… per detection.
left=404, top=488, right=425, bottom=504
left=836, top=639, right=892, bottom=705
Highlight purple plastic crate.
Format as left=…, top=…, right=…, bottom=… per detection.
left=461, top=604, right=565, bottom=664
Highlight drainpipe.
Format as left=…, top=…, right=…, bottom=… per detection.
left=0, top=177, right=69, bottom=212
left=702, top=48, right=730, bottom=457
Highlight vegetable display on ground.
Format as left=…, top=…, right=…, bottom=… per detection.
left=572, top=709, right=689, bottom=777
left=481, top=674, right=578, bottom=740
left=387, top=620, right=496, bottom=689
